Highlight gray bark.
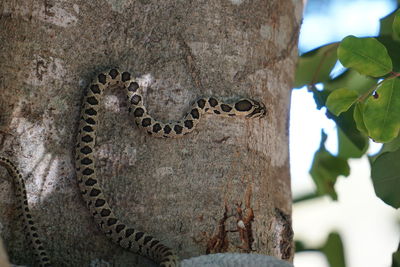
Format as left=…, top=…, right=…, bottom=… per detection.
left=0, top=0, right=302, bottom=266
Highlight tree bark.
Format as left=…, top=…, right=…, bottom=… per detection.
left=0, top=0, right=302, bottom=266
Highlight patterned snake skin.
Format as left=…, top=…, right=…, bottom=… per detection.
left=0, top=157, right=51, bottom=267
left=1, top=68, right=267, bottom=266
left=75, top=69, right=266, bottom=266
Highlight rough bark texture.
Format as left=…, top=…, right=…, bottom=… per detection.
left=0, top=0, right=302, bottom=266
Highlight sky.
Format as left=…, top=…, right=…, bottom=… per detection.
left=291, top=1, right=399, bottom=267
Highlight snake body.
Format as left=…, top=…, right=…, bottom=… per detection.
left=0, top=157, right=51, bottom=267
left=75, top=69, right=265, bottom=266
left=1, top=68, right=266, bottom=266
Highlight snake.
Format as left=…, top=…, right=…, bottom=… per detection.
left=75, top=68, right=266, bottom=266
left=0, top=156, right=51, bottom=267
left=1, top=68, right=266, bottom=266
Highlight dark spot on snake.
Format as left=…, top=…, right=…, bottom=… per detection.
left=128, top=107, right=131, bottom=112
left=95, top=199, right=106, bottom=207
left=128, top=82, right=139, bottom=92
left=153, top=123, right=162, bottom=132
left=83, top=125, right=94, bottom=132
left=98, top=73, right=107, bottom=84
left=80, top=146, right=92, bottom=154
left=100, top=209, right=111, bottom=217
left=121, top=72, right=131, bottom=82
left=130, top=94, right=142, bottom=105
left=90, top=84, right=101, bottom=94
left=89, top=188, right=101, bottom=197
left=190, top=108, right=200, bottom=119
left=221, top=104, right=232, bottom=112
left=81, top=135, right=93, bottom=143
left=26, top=214, right=32, bottom=219
left=84, top=178, right=97, bottom=186
left=133, top=107, right=144, bottom=117
left=143, top=235, right=153, bottom=245
left=141, top=118, right=151, bottom=127
left=30, top=226, right=37, bottom=231
left=228, top=114, right=236, bottom=117
left=235, top=99, right=252, bottom=112
left=109, top=69, right=119, bottom=79
left=86, top=96, right=99, bottom=105
left=208, top=97, right=218, bottom=107
left=33, top=233, right=38, bottom=238
left=35, top=240, right=41, bottom=244
left=128, top=241, right=133, bottom=249
left=107, top=218, right=117, bottom=226
left=23, top=200, right=28, bottom=205
left=135, top=232, right=144, bottom=241
left=81, top=157, right=92, bottom=165
left=184, top=120, right=193, bottom=129
left=116, top=224, right=125, bottom=233
left=125, top=228, right=135, bottom=237
left=82, top=168, right=94, bottom=175
left=213, top=110, right=221, bottom=114
left=85, top=118, right=96, bottom=125
left=174, top=125, right=183, bottom=134
left=28, top=220, right=33, bottom=225
left=163, top=125, right=172, bottom=134
left=150, top=240, right=160, bottom=248
left=85, top=108, right=97, bottom=116
left=197, top=98, right=206, bottom=109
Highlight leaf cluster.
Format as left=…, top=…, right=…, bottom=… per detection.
left=295, top=9, right=400, bottom=210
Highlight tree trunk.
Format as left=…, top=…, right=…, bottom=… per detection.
left=0, top=0, right=301, bottom=266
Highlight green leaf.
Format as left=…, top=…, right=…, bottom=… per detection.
left=371, top=149, right=400, bottom=208
left=326, top=88, right=358, bottom=116
left=369, top=134, right=400, bottom=165
left=321, top=233, right=346, bottom=267
left=393, top=247, right=400, bottom=267
left=325, top=69, right=377, bottom=95
left=353, top=102, right=368, bottom=135
left=393, top=11, right=400, bottom=39
left=338, top=36, right=392, bottom=77
left=378, top=36, right=400, bottom=73
left=338, top=128, right=368, bottom=159
left=380, top=9, right=398, bottom=36
left=310, top=131, right=350, bottom=200
left=328, top=107, right=368, bottom=151
left=294, top=43, right=339, bottom=88
left=364, top=78, right=400, bottom=143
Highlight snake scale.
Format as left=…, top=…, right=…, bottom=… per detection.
left=1, top=68, right=266, bottom=266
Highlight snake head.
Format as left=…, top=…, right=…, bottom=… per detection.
left=234, top=99, right=266, bottom=119
left=247, top=100, right=266, bottom=118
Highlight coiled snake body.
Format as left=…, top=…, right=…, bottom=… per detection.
left=1, top=68, right=266, bottom=266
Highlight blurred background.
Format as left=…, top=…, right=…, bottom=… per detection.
left=291, top=0, right=400, bottom=266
